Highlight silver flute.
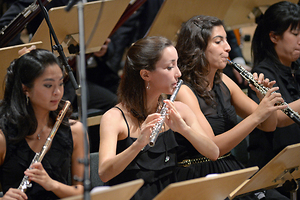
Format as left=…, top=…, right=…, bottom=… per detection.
left=227, top=59, right=300, bottom=126
left=18, top=100, right=71, bottom=192
left=149, top=79, right=183, bottom=147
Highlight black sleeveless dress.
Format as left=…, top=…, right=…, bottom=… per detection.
left=106, top=107, right=178, bottom=200
left=175, top=81, right=289, bottom=200
left=0, top=125, right=73, bottom=200
left=175, top=82, right=259, bottom=200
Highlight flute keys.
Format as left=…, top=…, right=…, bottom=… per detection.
left=165, top=156, right=170, bottom=163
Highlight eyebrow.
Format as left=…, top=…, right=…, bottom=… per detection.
left=212, top=35, right=224, bottom=40
left=43, top=76, right=64, bottom=82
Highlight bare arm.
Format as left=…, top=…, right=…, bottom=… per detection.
left=176, top=75, right=286, bottom=156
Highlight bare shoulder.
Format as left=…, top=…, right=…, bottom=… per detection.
left=101, top=106, right=125, bottom=124
left=174, top=101, right=192, bottom=113
left=0, top=130, right=6, bottom=165
left=100, top=106, right=128, bottom=137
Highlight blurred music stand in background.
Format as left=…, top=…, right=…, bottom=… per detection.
left=61, top=179, right=144, bottom=200
left=147, top=0, right=299, bottom=42
left=153, top=167, right=258, bottom=200
left=229, top=143, right=300, bottom=200
left=31, top=0, right=131, bottom=57
left=0, top=41, right=43, bottom=99
left=146, top=0, right=233, bottom=42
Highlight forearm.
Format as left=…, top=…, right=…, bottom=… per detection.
left=180, top=126, right=219, bottom=161
left=277, top=99, right=300, bottom=127
left=50, top=181, right=84, bottom=199
left=213, top=114, right=260, bottom=156
left=257, top=111, right=277, bottom=131
left=99, top=141, right=144, bottom=183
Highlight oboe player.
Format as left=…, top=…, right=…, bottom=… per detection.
left=175, top=15, right=289, bottom=199
left=98, top=36, right=219, bottom=200
left=0, top=49, right=85, bottom=200
left=248, top=1, right=300, bottom=198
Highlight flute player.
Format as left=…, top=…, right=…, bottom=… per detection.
left=0, top=49, right=85, bottom=200
left=98, top=36, right=219, bottom=200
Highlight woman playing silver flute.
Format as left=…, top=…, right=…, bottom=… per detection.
left=98, top=36, right=219, bottom=200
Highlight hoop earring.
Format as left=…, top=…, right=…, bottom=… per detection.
left=146, top=82, right=150, bottom=90
left=26, top=95, right=29, bottom=105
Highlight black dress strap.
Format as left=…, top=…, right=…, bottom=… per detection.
left=115, top=106, right=130, bottom=137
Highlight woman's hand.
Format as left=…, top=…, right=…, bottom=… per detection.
left=2, top=188, right=28, bottom=200
left=249, top=72, right=276, bottom=101
left=24, top=162, right=56, bottom=192
left=253, top=86, right=287, bottom=123
left=163, top=100, right=188, bottom=134
left=137, top=113, right=161, bottom=147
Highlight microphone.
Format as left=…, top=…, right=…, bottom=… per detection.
left=65, top=0, right=80, bottom=12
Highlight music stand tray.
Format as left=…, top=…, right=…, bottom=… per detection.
left=31, top=0, right=131, bottom=57
left=0, top=41, right=43, bottom=99
left=153, top=166, right=258, bottom=200
left=61, top=179, right=144, bottom=200
left=229, top=143, right=300, bottom=199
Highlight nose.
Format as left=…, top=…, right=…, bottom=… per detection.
left=176, top=65, right=182, bottom=78
left=224, top=40, right=231, bottom=52
left=53, top=85, right=63, bottom=96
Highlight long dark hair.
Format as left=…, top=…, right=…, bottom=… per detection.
left=0, top=49, right=72, bottom=143
left=252, top=1, right=300, bottom=66
left=118, top=36, right=173, bottom=123
left=176, top=15, right=224, bottom=105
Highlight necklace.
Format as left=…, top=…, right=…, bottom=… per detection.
left=37, top=124, right=47, bottom=140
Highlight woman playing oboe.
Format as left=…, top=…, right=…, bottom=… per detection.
left=0, top=49, right=85, bottom=200
left=98, top=36, right=219, bottom=200
left=248, top=1, right=300, bottom=198
left=175, top=15, right=289, bottom=199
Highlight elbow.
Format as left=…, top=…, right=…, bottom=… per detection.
left=206, top=146, right=219, bottom=161
left=98, top=169, right=110, bottom=183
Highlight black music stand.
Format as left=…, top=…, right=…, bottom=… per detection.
left=153, top=167, right=258, bottom=200
left=61, top=179, right=144, bottom=200
left=0, top=41, right=43, bottom=99
left=31, top=0, right=131, bottom=57
left=229, top=143, right=300, bottom=200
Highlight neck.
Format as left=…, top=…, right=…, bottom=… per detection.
left=146, top=91, right=161, bottom=115
left=207, top=69, right=217, bottom=90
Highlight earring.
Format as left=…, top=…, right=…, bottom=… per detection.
left=146, top=82, right=150, bottom=90
left=26, top=95, right=29, bottom=105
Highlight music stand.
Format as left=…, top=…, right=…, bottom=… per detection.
left=229, top=143, right=300, bottom=200
left=31, top=0, right=131, bottom=57
left=0, top=41, right=43, bottom=99
left=153, top=166, right=258, bottom=200
left=146, top=0, right=234, bottom=42
left=223, top=0, right=299, bottom=29
left=61, top=179, right=144, bottom=200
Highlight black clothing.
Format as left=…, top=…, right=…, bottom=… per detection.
left=175, top=82, right=244, bottom=179
left=247, top=57, right=300, bottom=169
left=106, top=107, right=178, bottom=200
left=0, top=125, right=73, bottom=200
left=175, top=81, right=289, bottom=200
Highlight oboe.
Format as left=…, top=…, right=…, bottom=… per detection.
left=18, top=100, right=71, bottom=192
left=149, top=79, right=183, bottom=147
left=227, top=59, right=300, bottom=126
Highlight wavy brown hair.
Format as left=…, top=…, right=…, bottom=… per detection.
left=118, top=36, right=172, bottom=123
left=176, top=15, right=224, bottom=105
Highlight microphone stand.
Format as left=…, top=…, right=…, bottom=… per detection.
left=64, top=0, right=91, bottom=200
left=37, top=0, right=91, bottom=200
